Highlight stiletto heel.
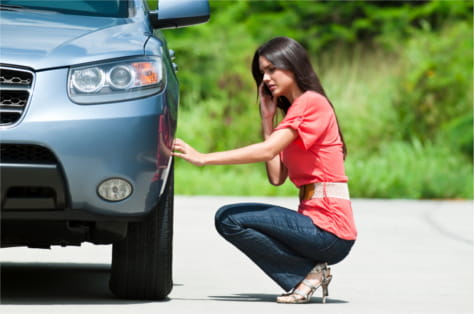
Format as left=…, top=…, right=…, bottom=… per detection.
left=276, top=263, right=331, bottom=304
left=321, top=267, right=332, bottom=303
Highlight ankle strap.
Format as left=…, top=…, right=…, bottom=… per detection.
left=310, top=263, right=328, bottom=273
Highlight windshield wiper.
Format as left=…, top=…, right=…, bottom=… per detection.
left=0, top=4, right=60, bottom=14
left=0, top=4, right=25, bottom=11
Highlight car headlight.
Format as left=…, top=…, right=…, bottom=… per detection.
left=68, top=57, right=165, bottom=104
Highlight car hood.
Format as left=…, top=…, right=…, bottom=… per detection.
left=0, top=10, right=149, bottom=70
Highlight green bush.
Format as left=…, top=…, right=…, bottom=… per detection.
left=393, top=21, right=473, bottom=156
left=155, top=1, right=473, bottom=199
left=346, top=139, right=474, bottom=199
left=174, top=41, right=474, bottom=199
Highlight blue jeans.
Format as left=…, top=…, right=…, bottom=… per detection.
left=215, top=203, right=355, bottom=292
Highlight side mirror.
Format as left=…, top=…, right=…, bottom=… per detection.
left=149, top=0, right=210, bottom=29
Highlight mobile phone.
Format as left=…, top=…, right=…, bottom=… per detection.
left=263, top=84, right=272, bottom=96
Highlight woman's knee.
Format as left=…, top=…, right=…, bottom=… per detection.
left=215, top=202, right=272, bottom=237
left=215, top=204, right=239, bottom=236
left=214, top=203, right=255, bottom=236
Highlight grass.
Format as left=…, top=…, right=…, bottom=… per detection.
left=173, top=44, right=473, bottom=199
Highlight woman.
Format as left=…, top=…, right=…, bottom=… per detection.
left=172, top=36, right=357, bottom=304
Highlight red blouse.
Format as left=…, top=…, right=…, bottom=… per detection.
left=274, top=91, right=357, bottom=240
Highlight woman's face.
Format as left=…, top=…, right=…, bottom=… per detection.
left=259, top=56, right=300, bottom=101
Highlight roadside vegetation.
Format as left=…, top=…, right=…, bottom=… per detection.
left=155, top=0, right=473, bottom=199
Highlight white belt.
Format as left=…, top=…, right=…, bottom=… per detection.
left=300, top=182, right=350, bottom=201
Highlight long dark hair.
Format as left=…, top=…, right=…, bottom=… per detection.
left=251, top=36, right=347, bottom=157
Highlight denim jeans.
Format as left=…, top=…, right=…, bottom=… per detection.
left=215, top=202, right=355, bottom=292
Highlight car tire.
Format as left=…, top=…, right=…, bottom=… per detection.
left=109, top=163, right=174, bottom=300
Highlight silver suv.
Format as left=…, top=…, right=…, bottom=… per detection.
left=0, top=0, right=209, bottom=299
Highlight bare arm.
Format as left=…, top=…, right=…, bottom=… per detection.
left=261, top=109, right=288, bottom=186
left=172, top=128, right=297, bottom=167
left=261, top=137, right=289, bottom=186
left=259, top=83, right=288, bottom=186
left=173, top=83, right=296, bottom=185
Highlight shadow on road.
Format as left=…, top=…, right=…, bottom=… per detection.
left=0, top=262, right=169, bottom=305
left=209, top=293, right=348, bottom=304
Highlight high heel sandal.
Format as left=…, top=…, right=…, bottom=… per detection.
left=276, top=263, right=332, bottom=304
left=321, top=265, right=332, bottom=304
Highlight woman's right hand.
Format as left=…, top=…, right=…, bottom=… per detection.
left=172, top=138, right=206, bottom=166
left=259, top=82, right=277, bottom=121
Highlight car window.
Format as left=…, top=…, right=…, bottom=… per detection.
left=0, top=0, right=129, bottom=17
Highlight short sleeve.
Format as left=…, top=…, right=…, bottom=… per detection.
left=275, top=91, right=334, bottom=150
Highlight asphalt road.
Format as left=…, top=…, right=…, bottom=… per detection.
left=0, top=196, right=473, bottom=314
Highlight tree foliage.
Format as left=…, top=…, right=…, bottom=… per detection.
left=154, top=0, right=473, bottom=198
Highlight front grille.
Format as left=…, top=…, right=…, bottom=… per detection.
left=0, top=67, right=34, bottom=126
left=0, top=144, right=58, bottom=164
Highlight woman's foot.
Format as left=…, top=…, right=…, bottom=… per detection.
left=276, top=263, right=332, bottom=304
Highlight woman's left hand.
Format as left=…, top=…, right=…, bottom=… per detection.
left=172, top=138, right=206, bottom=166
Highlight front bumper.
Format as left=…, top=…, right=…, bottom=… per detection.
left=1, top=67, right=177, bottom=219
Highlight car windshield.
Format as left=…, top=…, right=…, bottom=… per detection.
left=0, top=0, right=129, bottom=17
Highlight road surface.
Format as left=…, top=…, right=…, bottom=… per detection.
left=1, top=196, right=473, bottom=314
